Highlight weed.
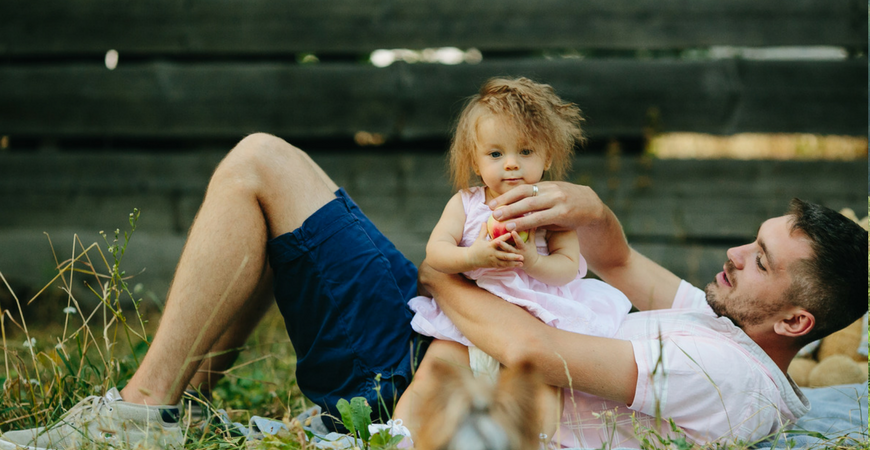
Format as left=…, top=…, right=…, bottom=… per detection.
left=0, top=210, right=306, bottom=448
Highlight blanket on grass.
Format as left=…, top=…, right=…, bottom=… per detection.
left=598, top=382, right=868, bottom=449
left=752, top=382, right=867, bottom=449
left=234, top=382, right=867, bottom=449
left=597, top=383, right=868, bottom=449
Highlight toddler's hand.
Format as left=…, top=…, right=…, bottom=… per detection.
left=502, top=229, right=539, bottom=269
left=466, top=223, right=524, bottom=269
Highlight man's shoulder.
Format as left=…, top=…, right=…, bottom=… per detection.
left=670, top=280, right=712, bottom=312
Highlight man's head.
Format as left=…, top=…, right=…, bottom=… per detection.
left=705, top=198, right=868, bottom=346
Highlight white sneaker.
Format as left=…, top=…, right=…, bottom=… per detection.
left=368, top=419, right=413, bottom=448
left=0, top=388, right=184, bottom=450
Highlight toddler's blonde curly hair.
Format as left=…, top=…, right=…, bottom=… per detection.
left=448, top=77, right=585, bottom=191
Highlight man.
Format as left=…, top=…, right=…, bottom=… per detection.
left=418, top=182, right=867, bottom=446
left=0, top=134, right=865, bottom=449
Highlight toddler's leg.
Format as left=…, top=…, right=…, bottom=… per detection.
left=539, top=384, right=562, bottom=443
left=393, top=339, right=469, bottom=437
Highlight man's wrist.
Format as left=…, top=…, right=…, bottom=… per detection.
left=579, top=193, right=612, bottom=233
left=580, top=186, right=607, bottom=227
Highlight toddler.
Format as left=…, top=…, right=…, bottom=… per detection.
left=393, top=77, right=632, bottom=441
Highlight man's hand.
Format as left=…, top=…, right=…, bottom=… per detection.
left=486, top=182, right=606, bottom=232
left=485, top=180, right=682, bottom=311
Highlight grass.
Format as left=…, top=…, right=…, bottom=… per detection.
left=0, top=209, right=867, bottom=450
left=0, top=212, right=309, bottom=449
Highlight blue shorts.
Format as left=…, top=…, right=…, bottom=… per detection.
left=267, top=188, right=425, bottom=430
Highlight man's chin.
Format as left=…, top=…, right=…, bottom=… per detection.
left=704, top=283, right=727, bottom=318
left=703, top=285, right=751, bottom=328
left=703, top=282, right=717, bottom=304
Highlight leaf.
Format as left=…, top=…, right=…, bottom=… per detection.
left=55, top=348, right=76, bottom=376
left=336, top=398, right=356, bottom=435
left=783, top=429, right=828, bottom=440
left=350, top=397, right=372, bottom=441
left=670, top=437, right=692, bottom=450
left=387, top=435, right=404, bottom=447
left=369, top=430, right=390, bottom=447
left=370, top=430, right=404, bottom=449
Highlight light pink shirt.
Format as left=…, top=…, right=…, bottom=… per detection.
left=555, top=281, right=809, bottom=448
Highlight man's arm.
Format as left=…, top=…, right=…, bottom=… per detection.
left=419, top=262, right=638, bottom=404
left=488, top=182, right=681, bottom=311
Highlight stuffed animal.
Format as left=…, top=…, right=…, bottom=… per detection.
left=838, top=207, right=869, bottom=232
left=786, top=207, right=868, bottom=388
left=788, top=315, right=868, bottom=388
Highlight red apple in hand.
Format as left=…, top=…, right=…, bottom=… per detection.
left=487, top=211, right=529, bottom=245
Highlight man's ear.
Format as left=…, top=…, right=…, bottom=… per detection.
left=774, top=308, right=815, bottom=338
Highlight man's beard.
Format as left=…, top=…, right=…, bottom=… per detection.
left=704, top=260, right=749, bottom=327
left=704, top=281, right=782, bottom=329
left=704, top=282, right=748, bottom=328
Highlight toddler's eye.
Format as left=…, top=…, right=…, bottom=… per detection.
left=520, top=149, right=533, bottom=156
left=489, top=151, right=502, bottom=158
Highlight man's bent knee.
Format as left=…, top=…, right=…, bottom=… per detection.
left=229, top=133, right=305, bottom=168
left=235, top=132, right=295, bottom=152
left=214, top=133, right=336, bottom=233
left=214, top=133, right=310, bottom=189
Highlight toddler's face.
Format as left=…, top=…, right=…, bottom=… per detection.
left=473, top=114, right=548, bottom=200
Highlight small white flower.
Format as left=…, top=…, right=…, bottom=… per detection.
left=23, top=338, right=36, bottom=348
left=26, top=379, right=39, bottom=386
left=55, top=343, right=64, bottom=350
left=63, top=307, right=76, bottom=314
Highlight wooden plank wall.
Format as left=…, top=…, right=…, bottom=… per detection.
left=2, top=59, right=866, bottom=141
left=0, top=0, right=867, bottom=303
left=0, top=151, right=864, bottom=300
left=4, top=1, right=866, bottom=54
left=1, top=0, right=867, bottom=141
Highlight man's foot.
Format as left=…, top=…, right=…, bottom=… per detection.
left=0, top=388, right=184, bottom=450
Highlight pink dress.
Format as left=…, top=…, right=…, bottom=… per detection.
left=409, top=186, right=632, bottom=345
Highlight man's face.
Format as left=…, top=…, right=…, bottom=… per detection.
left=704, top=215, right=814, bottom=328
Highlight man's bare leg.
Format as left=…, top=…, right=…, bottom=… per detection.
left=184, top=269, right=274, bottom=397
left=121, top=133, right=339, bottom=406
left=184, top=147, right=340, bottom=395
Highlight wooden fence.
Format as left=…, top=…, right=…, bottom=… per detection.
left=0, top=0, right=866, bottom=301
left=2, top=0, right=867, bottom=142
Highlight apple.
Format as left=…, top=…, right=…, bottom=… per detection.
left=487, top=211, right=529, bottom=245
